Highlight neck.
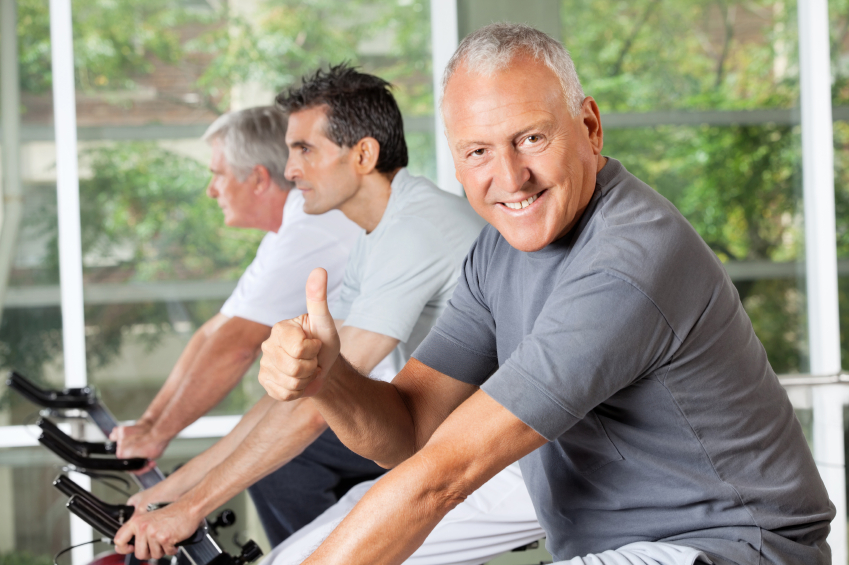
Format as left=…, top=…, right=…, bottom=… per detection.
left=260, top=188, right=289, bottom=233
left=340, top=169, right=399, bottom=233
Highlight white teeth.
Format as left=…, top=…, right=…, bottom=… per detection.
left=504, top=194, right=538, bottom=210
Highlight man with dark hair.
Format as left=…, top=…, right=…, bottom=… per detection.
left=281, top=64, right=409, bottom=174
left=115, top=66, right=544, bottom=564
left=257, top=26, right=834, bottom=565
left=107, top=105, right=363, bottom=545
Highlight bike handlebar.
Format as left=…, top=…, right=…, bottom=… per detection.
left=6, top=371, right=96, bottom=410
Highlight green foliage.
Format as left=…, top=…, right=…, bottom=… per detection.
left=563, top=0, right=799, bottom=112
left=191, top=0, right=432, bottom=114
left=72, top=142, right=262, bottom=282
left=830, top=0, right=849, bottom=105
left=15, top=0, right=192, bottom=95
left=0, top=551, right=53, bottom=565
left=565, top=1, right=808, bottom=371
left=0, top=144, right=262, bottom=390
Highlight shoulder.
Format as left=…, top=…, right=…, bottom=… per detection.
left=392, top=170, right=485, bottom=228
left=581, top=159, right=732, bottom=330
left=590, top=164, right=719, bottom=281
left=379, top=171, right=487, bottom=255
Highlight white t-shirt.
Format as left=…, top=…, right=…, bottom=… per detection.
left=220, top=189, right=362, bottom=327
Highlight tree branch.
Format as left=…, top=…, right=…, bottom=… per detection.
left=714, top=3, right=736, bottom=88
left=609, top=0, right=662, bottom=77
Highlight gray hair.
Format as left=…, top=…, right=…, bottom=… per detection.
left=442, top=23, right=585, bottom=116
left=202, top=106, right=293, bottom=189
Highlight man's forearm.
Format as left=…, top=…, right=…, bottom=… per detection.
left=180, top=398, right=328, bottom=521
left=312, top=356, right=417, bottom=468
left=139, top=327, right=211, bottom=425
left=149, top=350, right=257, bottom=442
left=301, top=391, right=546, bottom=565
left=148, top=395, right=279, bottom=502
left=148, top=318, right=271, bottom=443
left=313, top=357, right=476, bottom=468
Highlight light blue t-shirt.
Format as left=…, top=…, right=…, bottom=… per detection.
left=332, top=168, right=486, bottom=379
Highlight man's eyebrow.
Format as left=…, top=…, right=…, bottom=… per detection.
left=508, top=121, right=555, bottom=141
left=287, top=139, right=312, bottom=149
left=454, top=121, right=556, bottom=151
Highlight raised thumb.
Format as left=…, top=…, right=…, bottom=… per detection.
left=305, top=268, right=336, bottom=339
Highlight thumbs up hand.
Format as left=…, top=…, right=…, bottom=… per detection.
left=259, top=268, right=341, bottom=401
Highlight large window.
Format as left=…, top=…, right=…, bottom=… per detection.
left=0, top=0, right=434, bottom=560
left=1, top=1, right=847, bottom=564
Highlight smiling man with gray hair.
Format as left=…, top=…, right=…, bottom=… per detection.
left=258, top=23, right=835, bottom=565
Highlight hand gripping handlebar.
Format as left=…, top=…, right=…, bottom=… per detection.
left=7, top=372, right=263, bottom=565
left=57, top=474, right=205, bottom=546
left=61, top=480, right=261, bottom=565
left=37, top=418, right=147, bottom=472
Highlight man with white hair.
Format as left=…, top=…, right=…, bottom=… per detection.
left=110, top=105, right=365, bottom=542
left=258, top=24, right=835, bottom=565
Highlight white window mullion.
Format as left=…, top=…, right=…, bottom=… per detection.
left=49, top=1, right=90, bottom=562
left=429, top=0, right=462, bottom=196
left=798, top=0, right=846, bottom=562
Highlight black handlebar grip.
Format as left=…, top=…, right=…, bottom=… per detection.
left=39, top=433, right=148, bottom=471
left=53, top=474, right=134, bottom=522
left=38, top=418, right=116, bottom=456
left=6, top=371, right=96, bottom=409
left=67, top=494, right=122, bottom=539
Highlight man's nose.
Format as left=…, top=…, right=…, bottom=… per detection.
left=284, top=157, right=301, bottom=182
left=495, top=151, right=530, bottom=193
left=206, top=178, right=217, bottom=198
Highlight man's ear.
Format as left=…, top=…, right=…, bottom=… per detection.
left=581, top=96, right=603, bottom=155
left=352, top=137, right=381, bottom=175
left=252, top=165, right=273, bottom=194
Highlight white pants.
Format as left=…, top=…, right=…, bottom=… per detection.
left=262, top=464, right=545, bottom=565
left=557, top=542, right=711, bottom=565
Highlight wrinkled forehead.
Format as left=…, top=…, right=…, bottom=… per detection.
left=442, top=59, right=568, bottom=134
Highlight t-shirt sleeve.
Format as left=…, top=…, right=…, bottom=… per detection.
left=221, top=225, right=351, bottom=327
left=341, top=215, right=460, bottom=343
left=482, top=272, right=678, bottom=441
left=413, top=237, right=499, bottom=384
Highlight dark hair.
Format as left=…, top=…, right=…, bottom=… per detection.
left=276, top=64, right=408, bottom=173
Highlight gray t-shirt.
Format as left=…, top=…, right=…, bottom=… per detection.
left=413, top=158, right=834, bottom=565
left=332, top=168, right=486, bottom=376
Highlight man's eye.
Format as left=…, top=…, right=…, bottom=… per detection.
left=471, top=148, right=485, bottom=157
left=526, top=135, right=541, bottom=143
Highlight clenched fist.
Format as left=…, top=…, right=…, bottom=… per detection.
left=259, top=268, right=341, bottom=401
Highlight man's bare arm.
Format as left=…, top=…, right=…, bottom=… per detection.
left=302, top=388, right=547, bottom=565
left=312, top=357, right=476, bottom=467
left=135, top=315, right=226, bottom=427
left=259, top=269, right=476, bottom=467
left=113, top=315, right=271, bottom=459
left=115, top=321, right=401, bottom=560
left=125, top=394, right=278, bottom=514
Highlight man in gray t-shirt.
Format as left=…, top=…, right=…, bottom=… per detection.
left=258, top=25, right=833, bottom=565
left=414, top=156, right=833, bottom=563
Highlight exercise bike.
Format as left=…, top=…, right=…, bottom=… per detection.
left=6, top=371, right=263, bottom=565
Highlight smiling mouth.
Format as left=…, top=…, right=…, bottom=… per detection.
left=501, top=191, right=543, bottom=210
